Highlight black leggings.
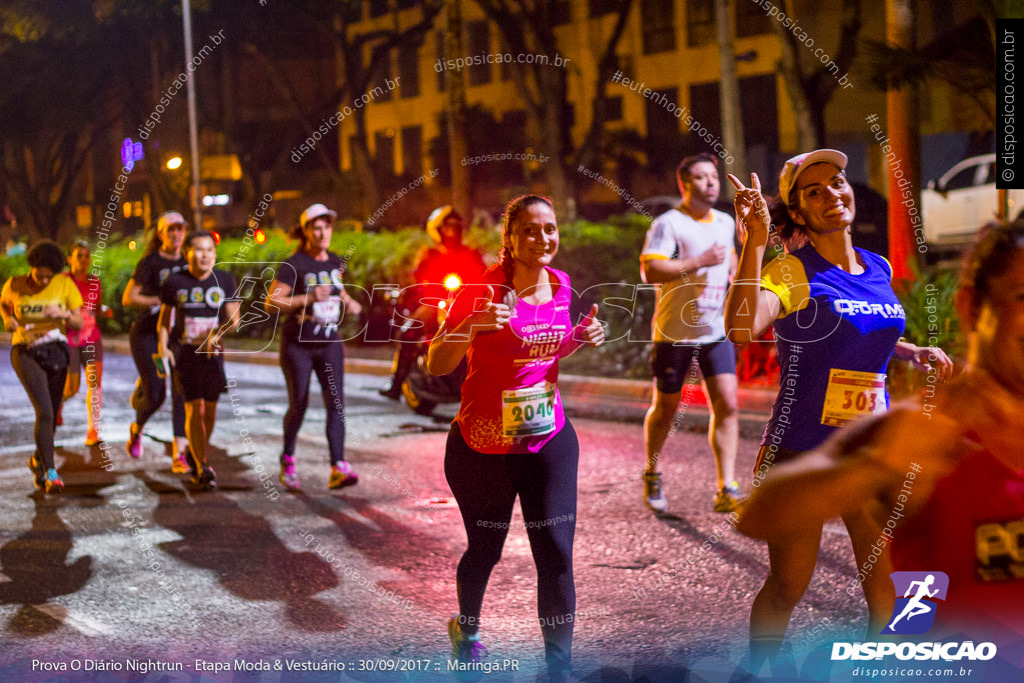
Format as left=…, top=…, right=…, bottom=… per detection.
left=11, top=342, right=69, bottom=470
left=279, top=338, right=347, bottom=465
left=444, top=421, right=579, bottom=673
left=129, top=325, right=185, bottom=436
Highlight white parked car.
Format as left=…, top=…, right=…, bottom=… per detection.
left=921, top=153, right=1024, bottom=253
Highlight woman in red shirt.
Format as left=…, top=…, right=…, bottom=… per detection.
left=62, top=240, right=106, bottom=445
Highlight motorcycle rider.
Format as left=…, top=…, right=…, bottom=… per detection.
left=379, top=206, right=486, bottom=400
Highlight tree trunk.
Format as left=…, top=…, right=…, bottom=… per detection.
left=886, top=0, right=920, bottom=283
left=770, top=11, right=819, bottom=150
left=770, top=0, right=861, bottom=152
left=541, top=98, right=572, bottom=218
left=446, top=0, right=470, bottom=220
left=715, top=0, right=746, bottom=195
left=473, top=0, right=575, bottom=218
left=575, top=0, right=634, bottom=174
left=351, top=110, right=379, bottom=219
left=245, top=42, right=345, bottom=191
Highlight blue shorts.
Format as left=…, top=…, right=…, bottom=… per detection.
left=651, top=338, right=736, bottom=394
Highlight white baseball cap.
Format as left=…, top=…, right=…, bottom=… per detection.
left=156, top=210, right=187, bottom=231
left=300, top=203, right=337, bottom=227
left=778, top=149, right=848, bottom=207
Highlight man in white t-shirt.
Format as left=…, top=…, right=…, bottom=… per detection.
left=640, top=153, right=741, bottom=513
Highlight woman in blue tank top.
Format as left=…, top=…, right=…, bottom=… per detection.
left=725, top=150, right=954, bottom=669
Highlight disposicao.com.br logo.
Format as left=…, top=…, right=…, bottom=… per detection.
left=883, top=571, right=949, bottom=635
left=831, top=571, right=998, bottom=662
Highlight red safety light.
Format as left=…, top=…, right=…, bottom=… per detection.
left=211, top=230, right=221, bottom=245
left=444, top=274, right=462, bottom=291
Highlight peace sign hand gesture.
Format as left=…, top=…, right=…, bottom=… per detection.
left=727, top=173, right=772, bottom=246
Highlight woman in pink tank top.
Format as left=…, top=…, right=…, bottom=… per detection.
left=427, top=195, right=604, bottom=682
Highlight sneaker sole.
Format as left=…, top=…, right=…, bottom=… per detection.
left=447, top=616, right=487, bottom=677
left=328, top=475, right=359, bottom=490
left=643, top=474, right=667, bottom=513
left=184, top=448, right=198, bottom=473
left=44, top=467, right=63, bottom=494
left=28, top=457, right=44, bottom=490
left=714, top=500, right=745, bottom=513
left=126, top=426, right=143, bottom=458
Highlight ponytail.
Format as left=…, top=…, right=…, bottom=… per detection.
left=289, top=223, right=306, bottom=253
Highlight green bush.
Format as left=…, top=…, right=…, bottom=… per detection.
left=887, top=267, right=963, bottom=399
left=255, top=217, right=655, bottom=373
left=554, top=215, right=654, bottom=379
left=0, top=252, right=28, bottom=288
left=1, top=216, right=659, bottom=378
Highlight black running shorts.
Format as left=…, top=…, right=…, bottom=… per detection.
left=172, top=347, right=227, bottom=402
left=650, top=338, right=736, bottom=394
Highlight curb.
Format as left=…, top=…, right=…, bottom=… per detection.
left=1, top=334, right=779, bottom=422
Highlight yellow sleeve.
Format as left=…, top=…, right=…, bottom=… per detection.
left=0, top=277, right=14, bottom=322
left=760, top=253, right=810, bottom=317
left=61, top=274, right=84, bottom=309
left=879, top=255, right=895, bottom=281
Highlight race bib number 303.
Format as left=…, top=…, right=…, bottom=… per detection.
left=501, top=382, right=557, bottom=437
left=820, top=369, right=887, bottom=427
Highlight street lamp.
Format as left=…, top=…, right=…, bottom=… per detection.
left=166, top=156, right=183, bottom=171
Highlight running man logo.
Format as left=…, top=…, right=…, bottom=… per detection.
left=881, top=571, right=950, bottom=635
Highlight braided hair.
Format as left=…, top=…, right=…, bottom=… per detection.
left=498, top=194, right=555, bottom=307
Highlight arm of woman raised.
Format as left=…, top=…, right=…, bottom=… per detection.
left=724, top=173, right=781, bottom=344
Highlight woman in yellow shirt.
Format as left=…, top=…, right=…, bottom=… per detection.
left=0, top=240, right=84, bottom=493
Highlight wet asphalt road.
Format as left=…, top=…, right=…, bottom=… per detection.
left=0, top=348, right=874, bottom=682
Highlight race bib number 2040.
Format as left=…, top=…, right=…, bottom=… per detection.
left=501, top=382, right=557, bottom=437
